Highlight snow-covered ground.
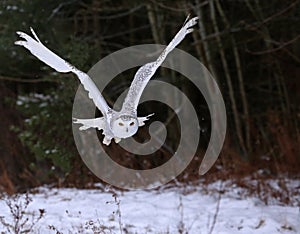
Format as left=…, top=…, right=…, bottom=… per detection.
left=0, top=180, right=299, bottom=234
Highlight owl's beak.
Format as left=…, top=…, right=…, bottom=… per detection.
left=126, top=127, right=128, bottom=132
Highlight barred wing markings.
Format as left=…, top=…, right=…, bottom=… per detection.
left=121, top=16, right=199, bottom=112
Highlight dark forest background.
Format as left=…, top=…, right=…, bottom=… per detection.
left=0, top=0, right=299, bottom=194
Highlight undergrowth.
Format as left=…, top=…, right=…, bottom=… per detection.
left=0, top=193, right=45, bottom=233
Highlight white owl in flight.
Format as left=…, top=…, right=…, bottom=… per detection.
left=15, top=16, right=198, bottom=145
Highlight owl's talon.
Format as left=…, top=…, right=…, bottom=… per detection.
left=114, top=137, right=121, bottom=143
left=103, top=137, right=112, bottom=146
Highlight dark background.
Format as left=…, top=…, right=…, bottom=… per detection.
left=0, top=0, right=299, bottom=194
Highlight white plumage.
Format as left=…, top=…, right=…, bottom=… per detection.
left=15, top=16, right=198, bottom=145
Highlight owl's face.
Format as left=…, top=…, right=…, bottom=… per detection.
left=111, top=115, right=138, bottom=138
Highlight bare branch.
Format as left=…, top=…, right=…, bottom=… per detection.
left=149, top=0, right=196, bottom=12
left=102, top=25, right=150, bottom=40
left=246, top=35, right=300, bottom=55
left=261, top=0, right=299, bottom=26
left=245, top=0, right=299, bottom=31
left=0, top=75, right=58, bottom=83
left=83, top=4, right=145, bottom=20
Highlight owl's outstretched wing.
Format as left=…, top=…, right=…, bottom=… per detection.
left=121, top=16, right=198, bottom=113
left=15, top=28, right=110, bottom=117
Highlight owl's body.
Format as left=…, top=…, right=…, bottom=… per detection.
left=74, top=110, right=149, bottom=145
left=15, top=16, right=198, bottom=145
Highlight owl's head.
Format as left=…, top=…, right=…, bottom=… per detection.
left=111, top=115, right=138, bottom=138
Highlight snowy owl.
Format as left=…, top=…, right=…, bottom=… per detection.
left=15, top=16, right=198, bottom=145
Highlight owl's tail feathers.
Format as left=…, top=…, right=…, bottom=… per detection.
left=73, top=117, right=105, bottom=131
left=15, top=28, right=74, bottom=73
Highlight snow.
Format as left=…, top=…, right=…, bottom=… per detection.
left=0, top=181, right=299, bottom=234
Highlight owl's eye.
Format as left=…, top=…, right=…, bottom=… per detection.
left=118, top=122, right=124, bottom=126
left=129, top=122, right=135, bottom=126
